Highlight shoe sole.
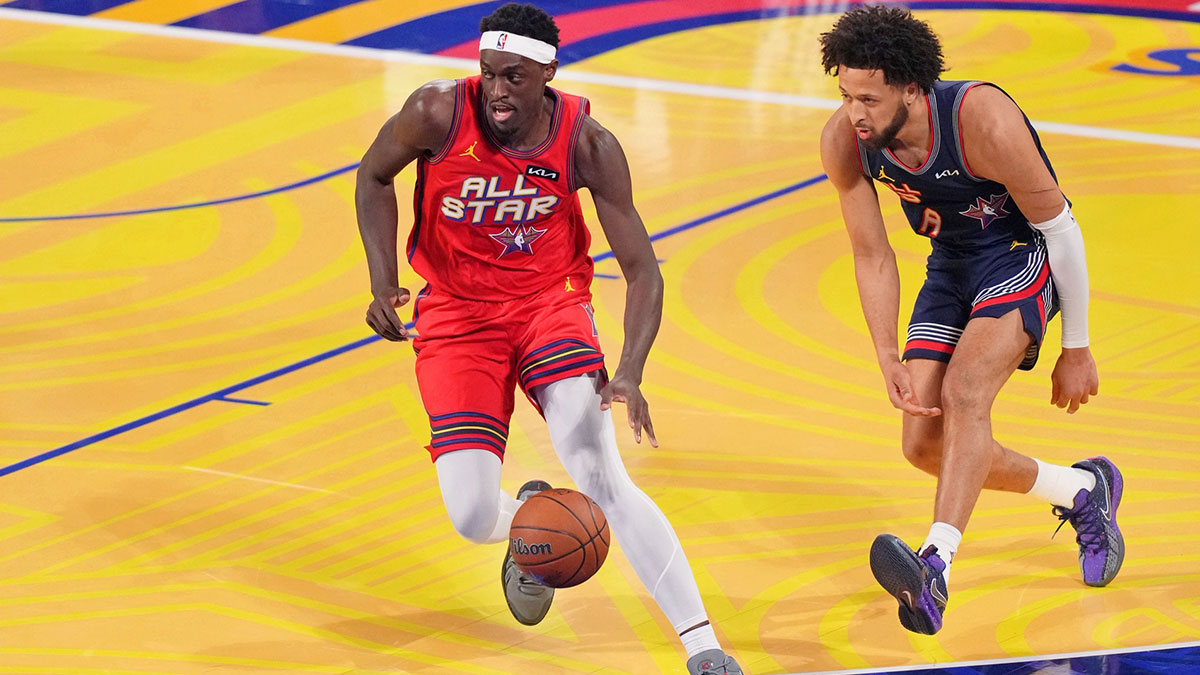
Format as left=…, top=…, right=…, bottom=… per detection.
left=870, top=534, right=942, bottom=635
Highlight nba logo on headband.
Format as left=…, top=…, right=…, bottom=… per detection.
left=479, top=30, right=557, bottom=64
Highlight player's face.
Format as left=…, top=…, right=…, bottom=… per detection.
left=479, top=50, right=557, bottom=140
left=838, top=67, right=909, bottom=151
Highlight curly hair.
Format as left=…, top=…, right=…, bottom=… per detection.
left=479, top=2, right=560, bottom=48
left=819, top=5, right=945, bottom=93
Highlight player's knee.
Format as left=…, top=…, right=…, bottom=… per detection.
left=444, top=496, right=499, bottom=544
left=570, top=468, right=625, bottom=511
left=940, top=369, right=990, bottom=415
left=902, top=434, right=942, bottom=474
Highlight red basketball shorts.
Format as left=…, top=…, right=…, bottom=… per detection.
left=411, top=276, right=607, bottom=463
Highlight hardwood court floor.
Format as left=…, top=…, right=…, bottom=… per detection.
left=0, top=3, right=1198, bottom=674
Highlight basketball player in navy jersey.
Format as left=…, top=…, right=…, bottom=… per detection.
left=818, top=6, right=1123, bottom=634
left=355, top=3, right=741, bottom=672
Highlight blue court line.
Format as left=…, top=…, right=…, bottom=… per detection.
left=593, top=173, right=829, bottom=263
left=0, top=163, right=359, bottom=223
left=0, top=172, right=828, bottom=478
left=214, top=396, right=272, bottom=406
left=0, top=334, right=381, bottom=477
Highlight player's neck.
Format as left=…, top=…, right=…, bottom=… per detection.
left=489, top=91, right=556, bottom=152
left=887, top=96, right=932, bottom=165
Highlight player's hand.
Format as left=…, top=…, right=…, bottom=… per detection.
left=366, top=286, right=411, bottom=341
left=600, top=375, right=657, bottom=447
left=1050, top=346, right=1099, bottom=414
left=881, top=360, right=941, bottom=417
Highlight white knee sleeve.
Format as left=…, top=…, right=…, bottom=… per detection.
left=435, top=449, right=518, bottom=545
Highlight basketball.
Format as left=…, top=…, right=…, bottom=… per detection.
left=509, top=488, right=609, bottom=588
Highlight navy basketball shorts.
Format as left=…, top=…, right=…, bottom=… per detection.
left=904, top=235, right=1058, bottom=371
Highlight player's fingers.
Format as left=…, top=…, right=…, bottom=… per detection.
left=644, top=412, right=657, bottom=448
left=1068, top=395, right=1081, bottom=414
left=366, top=310, right=399, bottom=341
left=382, top=304, right=406, bottom=336
left=392, top=289, right=411, bottom=307
left=1080, top=392, right=1090, bottom=406
left=903, top=402, right=940, bottom=417
left=598, top=385, right=614, bottom=410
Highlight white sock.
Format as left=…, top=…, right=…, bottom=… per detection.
left=920, top=521, right=961, bottom=584
left=1028, top=458, right=1097, bottom=508
left=435, top=449, right=520, bottom=544
left=678, top=618, right=720, bottom=659
left=536, top=373, right=720, bottom=658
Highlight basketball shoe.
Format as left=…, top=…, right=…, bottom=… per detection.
left=869, top=534, right=948, bottom=635
left=502, top=479, right=554, bottom=625
left=1052, top=456, right=1124, bottom=587
left=687, top=649, right=744, bottom=674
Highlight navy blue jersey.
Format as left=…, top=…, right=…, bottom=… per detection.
left=858, top=81, right=1063, bottom=253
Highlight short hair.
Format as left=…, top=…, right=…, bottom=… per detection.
left=479, top=2, right=560, bottom=48
left=819, top=5, right=945, bottom=93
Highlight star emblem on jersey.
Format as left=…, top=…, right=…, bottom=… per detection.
left=489, top=225, right=546, bottom=257
left=960, top=193, right=1011, bottom=229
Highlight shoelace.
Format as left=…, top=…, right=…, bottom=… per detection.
left=1052, top=499, right=1104, bottom=553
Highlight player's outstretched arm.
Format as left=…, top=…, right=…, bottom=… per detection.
left=820, top=110, right=941, bottom=417
left=959, top=86, right=1099, bottom=413
left=355, top=80, right=455, bottom=342
left=574, top=116, right=661, bottom=446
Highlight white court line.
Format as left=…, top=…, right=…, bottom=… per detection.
left=3, top=7, right=1200, bottom=150
left=789, top=640, right=1200, bottom=675
left=182, top=465, right=338, bottom=494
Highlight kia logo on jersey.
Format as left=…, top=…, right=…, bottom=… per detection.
left=525, top=165, right=559, bottom=181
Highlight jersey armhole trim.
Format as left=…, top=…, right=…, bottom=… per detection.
left=567, top=98, right=589, bottom=192
left=854, top=133, right=871, bottom=178
left=954, top=82, right=990, bottom=182
left=427, top=79, right=464, bottom=165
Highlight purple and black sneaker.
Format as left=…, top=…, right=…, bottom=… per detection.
left=869, top=534, right=949, bottom=635
left=1052, top=456, right=1124, bottom=587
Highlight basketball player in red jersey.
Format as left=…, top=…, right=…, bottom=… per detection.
left=354, top=4, right=741, bottom=673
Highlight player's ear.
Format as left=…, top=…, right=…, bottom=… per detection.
left=543, top=60, right=558, bottom=83
left=904, top=82, right=921, bottom=104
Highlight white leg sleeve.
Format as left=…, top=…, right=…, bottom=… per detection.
left=534, top=373, right=718, bottom=652
left=434, top=449, right=520, bottom=545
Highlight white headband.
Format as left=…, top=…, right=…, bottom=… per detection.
left=479, top=31, right=557, bottom=64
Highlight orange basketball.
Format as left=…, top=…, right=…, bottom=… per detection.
left=509, top=488, right=609, bottom=588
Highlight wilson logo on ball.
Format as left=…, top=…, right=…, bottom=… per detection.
left=510, top=537, right=553, bottom=556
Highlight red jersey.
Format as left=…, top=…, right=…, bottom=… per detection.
left=406, top=76, right=594, bottom=301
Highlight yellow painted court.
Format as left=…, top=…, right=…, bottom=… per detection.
left=0, top=3, right=1198, bottom=673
